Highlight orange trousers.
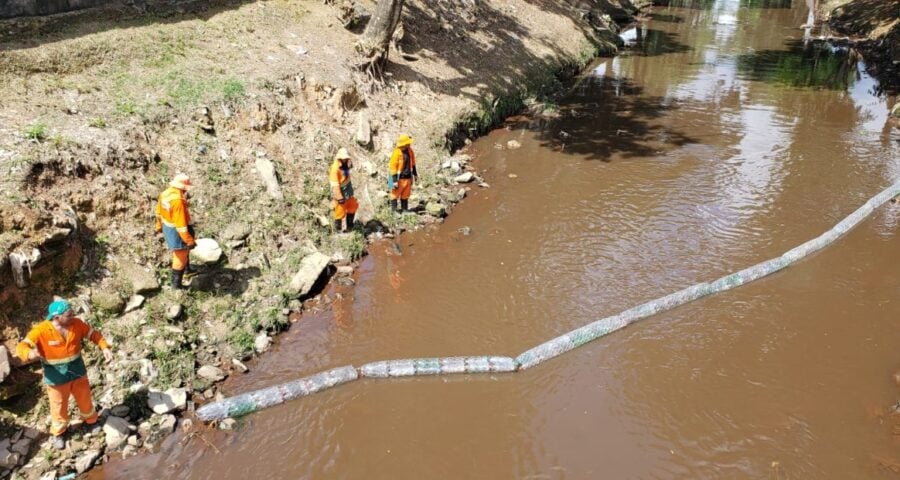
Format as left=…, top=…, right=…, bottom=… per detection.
left=390, top=178, right=412, bottom=200
left=47, top=376, right=98, bottom=436
left=171, top=248, right=190, bottom=270
left=332, top=197, right=359, bottom=220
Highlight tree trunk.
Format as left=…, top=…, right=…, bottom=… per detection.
left=356, top=0, right=404, bottom=76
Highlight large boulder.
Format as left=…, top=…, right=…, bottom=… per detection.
left=190, top=238, right=223, bottom=265
left=91, top=289, right=125, bottom=314
left=288, top=252, right=330, bottom=297
left=119, top=262, right=160, bottom=295
left=76, top=449, right=102, bottom=473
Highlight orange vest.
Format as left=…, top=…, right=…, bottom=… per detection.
left=16, top=319, right=109, bottom=385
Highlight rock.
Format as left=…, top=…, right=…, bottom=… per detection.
left=893, top=369, right=900, bottom=388
left=0, top=346, right=9, bottom=384
left=222, top=223, right=251, bottom=241
left=75, top=450, right=101, bottom=474
left=288, top=252, right=331, bottom=297
left=190, top=238, right=223, bottom=265
left=425, top=202, right=447, bottom=217
left=110, top=405, right=130, bottom=417
left=231, top=358, right=249, bottom=373
left=103, top=416, right=132, bottom=450
left=219, top=418, right=237, bottom=430
left=255, top=157, right=284, bottom=200
left=457, top=226, right=472, bottom=236
left=39, top=472, right=56, bottom=480
left=139, top=360, right=157, bottom=382
left=91, top=290, right=124, bottom=315
left=120, top=262, right=160, bottom=294
left=197, top=365, right=226, bottom=382
left=166, top=304, right=183, bottom=320
left=44, top=228, right=72, bottom=244
left=11, top=437, right=31, bottom=456
left=355, top=113, right=372, bottom=147
left=158, top=414, right=177, bottom=434
left=127, top=435, right=142, bottom=448
left=507, top=140, right=522, bottom=149
left=508, top=173, right=518, bottom=179
left=453, top=172, right=475, bottom=183
left=254, top=333, right=271, bottom=353
left=123, top=295, right=145, bottom=313
left=146, top=388, right=187, bottom=414
left=0, top=444, right=18, bottom=469
left=336, top=265, right=354, bottom=275
left=450, top=154, right=471, bottom=165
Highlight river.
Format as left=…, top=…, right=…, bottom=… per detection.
left=97, top=0, right=900, bottom=477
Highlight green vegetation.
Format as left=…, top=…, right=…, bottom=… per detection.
left=89, top=117, right=107, bottom=128
left=23, top=122, right=48, bottom=141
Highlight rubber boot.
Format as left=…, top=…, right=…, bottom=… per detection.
left=334, top=219, right=343, bottom=233
left=171, top=269, right=185, bottom=290
left=400, top=199, right=409, bottom=212
left=345, top=213, right=355, bottom=232
left=390, top=199, right=399, bottom=212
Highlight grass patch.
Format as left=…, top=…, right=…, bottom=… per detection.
left=89, top=117, right=107, bottom=128
left=222, top=78, right=246, bottom=101
left=23, top=122, right=48, bottom=141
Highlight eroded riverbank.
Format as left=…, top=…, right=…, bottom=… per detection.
left=96, top=0, right=900, bottom=478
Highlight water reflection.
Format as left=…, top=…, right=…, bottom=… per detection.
left=736, top=40, right=859, bottom=90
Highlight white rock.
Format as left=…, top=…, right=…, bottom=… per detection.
left=0, top=346, right=10, bottom=383
left=231, top=358, right=249, bottom=373
left=146, top=388, right=187, bottom=414
left=103, top=416, right=132, bottom=450
left=254, top=333, right=271, bottom=353
left=166, top=304, right=183, bottom=320
left=355, top=113, right=371, bottom=147
left=158, top=414, right=177, bottom=434
left=75, top=449, right=101, bottom=473
left=197, top=365, right=226, bottom=382
left=255, top=157, right=284, bottom=200
left=288, top=252, right=330, bottom=297
left=453, top=172, right=475, bottom=183
left=190, top=238, right=223, bottom=265
left=507, top=139, right=522, bottom=149
left=124, top=295, right=145, bottom=313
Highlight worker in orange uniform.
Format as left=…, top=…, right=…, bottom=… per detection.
left=16, top=300, right=113, bottom=450
left=388, top=134, right=417, bottom=213
left=155, top=174, right=196, bottom=289
left=329, top=148, right=358, bottom=233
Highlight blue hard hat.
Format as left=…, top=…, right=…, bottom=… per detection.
left=46, top=300, right=70, bottom=320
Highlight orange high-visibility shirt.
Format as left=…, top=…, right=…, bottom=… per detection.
left=329, top=159, right=354, bottom=200
left=389, top=147, right=416, bottom=177
left=155, top=187, right=194, bottom=244
left=16, top=319, right=109, bottom=385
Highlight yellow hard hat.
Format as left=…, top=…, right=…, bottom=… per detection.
left=169, top=173, right=193, bottom=190
left=335, top=148, right=351, bottom=160
left=396, top=134, right=413, bottom=148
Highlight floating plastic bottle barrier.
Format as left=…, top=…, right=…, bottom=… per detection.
left=197, top=181, right=900, bottom=421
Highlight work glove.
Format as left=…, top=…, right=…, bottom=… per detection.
left=387, top=175, right=395, bottom=190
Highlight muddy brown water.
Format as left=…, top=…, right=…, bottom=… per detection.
left=96, top=0, right=900, bottom=478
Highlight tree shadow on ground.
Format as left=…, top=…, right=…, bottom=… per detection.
left=187, top=264, right=261, bottom=297
left=390, top=0, right=624, bottom=102
left=533, top=77, right=698, bottom=161
left=0, top=0, right=258, bottom=50
left=735, top=39, right=860, bottom=90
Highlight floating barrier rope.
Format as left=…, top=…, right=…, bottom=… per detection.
left=196, top=181, right=900, bottom=422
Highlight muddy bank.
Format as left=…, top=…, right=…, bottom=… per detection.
left=821, top=0, right=899, bottom=95
left=0, top=0, right=645, bottom=477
